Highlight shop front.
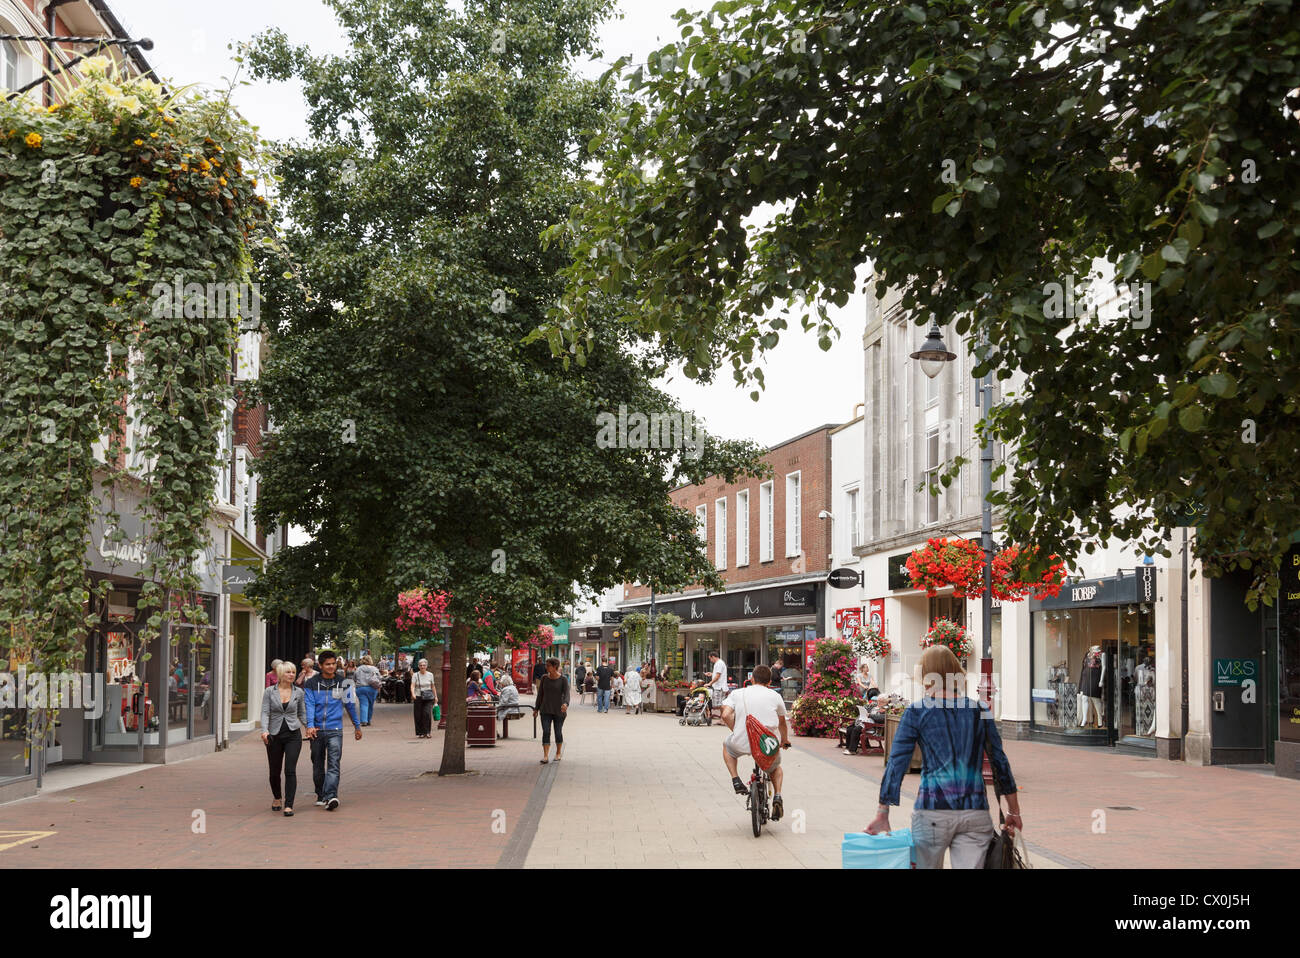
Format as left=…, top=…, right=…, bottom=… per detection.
left=621, top=581, right=823, bottom=705
left=1278, top=545, right=1300, bottom=779
left=1028, top=568, right=1158, bottom=748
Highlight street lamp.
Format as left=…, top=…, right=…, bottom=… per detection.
left=912, top=320, right=997, bottom=746
left=909, top=320, right=957, bottom=379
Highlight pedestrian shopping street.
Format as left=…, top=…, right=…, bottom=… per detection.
left=0, top=694, right=1296, bottom=869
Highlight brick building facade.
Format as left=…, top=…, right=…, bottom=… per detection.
left=620, top=424, right=839, bottom=699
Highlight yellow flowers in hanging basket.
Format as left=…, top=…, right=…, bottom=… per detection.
left=24, top=132, right=42, bottom=149
left=129, top=176, right=144, bottom=188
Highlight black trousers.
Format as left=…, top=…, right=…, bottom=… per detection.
left=265, top=727, right=302, bottom=807
left=540, top=712, right=565, bottom=745
left=413, top=698, right=433, bottom=735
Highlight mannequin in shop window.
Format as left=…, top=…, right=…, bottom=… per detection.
left=1134, top=655, right=1156, bottom=736
left=1078, top=646, right=1105, bottom=728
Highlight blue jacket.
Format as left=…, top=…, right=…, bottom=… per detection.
left=879, top=697, right=1017, bottom=810
left=303, top=674, right=361, bottom=732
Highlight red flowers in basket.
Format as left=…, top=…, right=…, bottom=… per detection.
left=921, top=618, right=974, bottom=658
left=905, top=537, right=985, bottom=597
left=990, top=545, right=1068, bottom=601
left=907, top=537, right=1067, bottom=602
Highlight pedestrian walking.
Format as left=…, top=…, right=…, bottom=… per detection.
left=261, top=662, right=307, bottom=817
left=535, top=657, right=569, bottom=764
left=265, top=659, right=283, bottom=688
left=354, top=655, right=381, bottom=726
left=411, top=658, right=439, bottom=738
left=530, top=656, right=547, bottom=694
left=303, top=650, right=362, bottom=812
left=865, top=645, right=1022, bottom=868
left=706, top=651, right=727, bottom=718
left=623, top=666, right=644, bottom=715
left=575, top=660, right=587, bottom=689
left=594, top=658, right=616, bottom=713
left=295, top=656, right=317, bottom=687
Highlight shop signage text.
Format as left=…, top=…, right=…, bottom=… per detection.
left=222, top=565, right=258, bottom=593
left=601, top=611, right=624, bottom=624
left=827, top=567, right=863, bottom=589
left=626, top=583, right=820, bottom=624
left=1213, top=658, right=1258, bottom=687
left=314, top=604, right=339, bottom=622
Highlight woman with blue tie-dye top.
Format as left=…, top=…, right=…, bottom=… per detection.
left=865, top=645, right=1023, bottom=868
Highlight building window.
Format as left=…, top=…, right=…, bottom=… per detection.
left=715, top=497, right=727, bottom=569
left=736, top=490, right=749, bottom=566
left=696, top=504, right=707, bottom=543
left=846, top=487, right=860, bottom=550
left=785, top=472, right=801, bottom=557
left=1, top=40, right=20, bottom=92
left=759, top=481, right=774, bottom=562
left=925, top=427, right=940, bottom=525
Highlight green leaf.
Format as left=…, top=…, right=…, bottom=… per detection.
left=1257, top=221, right=1284, bottom=239
left=1008, top=2, right=1030, bottom=28
left=1141, top=252, right=1165, bottom=280
left=1178, top=406, right=1205, bottom=432
left=1161, top=239, right=1189, bottom=264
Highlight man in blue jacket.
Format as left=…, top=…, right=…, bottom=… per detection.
left=303, top=650, right=362, bottom=811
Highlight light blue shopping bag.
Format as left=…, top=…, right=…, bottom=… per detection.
left=842, top=829, right=916, bottom=869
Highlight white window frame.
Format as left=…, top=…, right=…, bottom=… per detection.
left=846, top=486, right=861, bottom=550
left=696, top=504, right=707, bottom=543
left=759, top=481, right=774, bottom=562
left=735, top=489, right=750, bottom=567
left=715, top=497, right=727, bottom=569
left=785, top=471, right=802, bottom=557
left=925, top=426, right=940, bottom=526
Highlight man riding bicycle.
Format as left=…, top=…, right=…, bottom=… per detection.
left=720, top=664, right=791, bottom=821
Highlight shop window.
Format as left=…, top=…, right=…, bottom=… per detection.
left=690, top=633, right=719, bottom=682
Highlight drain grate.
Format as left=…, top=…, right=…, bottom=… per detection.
left=1106, top=805, right=1141, bottom=811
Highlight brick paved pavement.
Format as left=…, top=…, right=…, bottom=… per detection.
left=3, top=692, right=1298, bottom=868
left=0, top=701, right=542, bottom=868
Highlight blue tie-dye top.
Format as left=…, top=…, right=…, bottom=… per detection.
left=879, top=697, right=1017, bottom=810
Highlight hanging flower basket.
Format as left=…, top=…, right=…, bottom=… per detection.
left=396, top=587, right=450, bottom=635
left=905, top=537, right=986, bottom=597
left=991, top=545, right=1068, bottom=601
left=921, top=618, right=974, bottom=658
left=852, top=624, right=892, bottom=660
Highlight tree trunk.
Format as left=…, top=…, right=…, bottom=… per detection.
left=438, top=619, right=469, bottom=775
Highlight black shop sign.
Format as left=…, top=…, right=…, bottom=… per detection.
left=630, top=584, right=819, bottom=623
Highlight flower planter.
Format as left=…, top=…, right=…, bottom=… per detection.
left=883, top=713, right=922, bottom=772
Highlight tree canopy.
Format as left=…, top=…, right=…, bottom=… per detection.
left=542, top=0, right=1300, bottom=603
left=243, top=0, right=764, bottom=772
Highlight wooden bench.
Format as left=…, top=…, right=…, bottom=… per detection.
left=839, top=706, right=886, bottom=756
left=500, top=704, right=537, bottom=739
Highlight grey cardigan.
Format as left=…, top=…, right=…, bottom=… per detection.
left=261, top=684, right=308, bottom=736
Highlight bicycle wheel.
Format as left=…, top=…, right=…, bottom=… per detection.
left=750, top=779, right=763, bottom=837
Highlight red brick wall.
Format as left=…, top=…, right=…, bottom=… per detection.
left=624, top=426, right=834, bottom=600
left=233, top=394, right=266, bottom=458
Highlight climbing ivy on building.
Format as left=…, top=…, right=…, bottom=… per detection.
left=0, top=58, right=271, bottom=675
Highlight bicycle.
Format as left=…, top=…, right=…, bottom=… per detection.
left=744, top=742, right=791, bottom=837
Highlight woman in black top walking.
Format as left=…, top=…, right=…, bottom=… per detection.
left=535, top=657, right=570, bottom=764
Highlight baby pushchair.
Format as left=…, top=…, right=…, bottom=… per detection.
left=678, top=684, right=713, bottom=726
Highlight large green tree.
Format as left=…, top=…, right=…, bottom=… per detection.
left=244, top=0, right=764, bottom=773
left=544, top=0, right=1300, bottom=603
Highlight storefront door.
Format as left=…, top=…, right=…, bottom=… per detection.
left=1116, top=605, right=1156, bottom=743
left=726, top=629, right=761, bottom=687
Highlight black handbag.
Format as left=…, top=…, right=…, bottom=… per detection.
left=982, top=740, right=1030, bottom=869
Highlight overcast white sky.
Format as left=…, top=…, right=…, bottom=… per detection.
left=111, top=0, right=865, bottom=448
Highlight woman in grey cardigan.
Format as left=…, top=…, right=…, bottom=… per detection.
left=261, top=662, right=309, bottom=816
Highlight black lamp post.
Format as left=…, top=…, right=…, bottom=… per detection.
left=912, top=321, right=998, bottom=745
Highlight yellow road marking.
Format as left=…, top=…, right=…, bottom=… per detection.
left=0, top=830, right=56, bottom=851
